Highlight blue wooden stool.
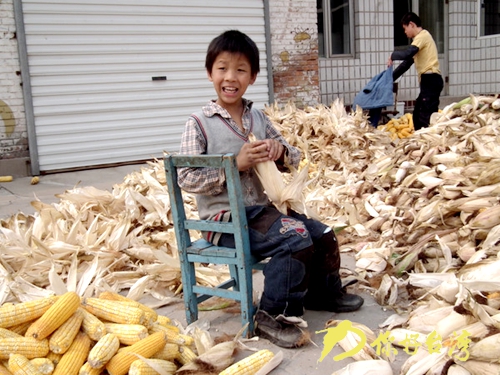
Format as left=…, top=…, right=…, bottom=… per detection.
left=164, top=153, right=264, bottom=337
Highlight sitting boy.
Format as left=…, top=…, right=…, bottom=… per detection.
left=178, top=29, right=363, bottom=348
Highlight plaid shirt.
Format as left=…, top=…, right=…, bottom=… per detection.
left=178, top=99, right=301, bottom=196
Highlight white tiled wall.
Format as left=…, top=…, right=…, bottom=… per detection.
left=318, top=0, right=500, bottom=107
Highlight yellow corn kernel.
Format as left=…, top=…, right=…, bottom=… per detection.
left=87, top=333, right=120, bottom=369
left=0, top=298, right=55, bottom=329
left=8, top=353, right=41, bottom=375
left=219, top=349, right=274, bottom=375
left=151, top=343, right=179, bottom=361
left=155, top=315, right=171, bottom=327
left=98, top=292, right=157, bottom=326
left=0, top=363, right=11, bottom=375
left=9, top=320, right=35, bottom=336
left=81, top=298, right=144, bottom=325
left=105, top=331, right=167, bottom=375
left=49, top=308, right=83, bottom=354
left=78, top=362, right=101, bottom=375
left=29, top=358, right=54, bottom=375
left=52, top=332, right=91, bottom=375
left=0, top=327, right=22, bottom=339
left=176, top=345, right=197, bottom=365
left=148, top=323, right=192, bottom=346
left=46, top=352, right=62, bottom=367
left=104, top=323, right=148, bottom=346
left=0, top=338, right=49, bottom=360
left=25, top=292, right=80, bottom=340
left=150, top=323, right=180, bottom=334
left=80, top=308, right=105, bottom=341
left=128, top=358, right=177, bottom=375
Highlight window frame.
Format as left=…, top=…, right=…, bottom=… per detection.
left=477, top=0, right=500, bottom=38
left=318, top=0, right=355, bottom=58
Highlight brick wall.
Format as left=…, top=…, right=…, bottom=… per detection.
left=268, top=0, right=320, bottom=107
left=0, top=0, right=28, bottom=163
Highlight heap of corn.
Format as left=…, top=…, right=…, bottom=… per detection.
left=0, top=290, right=276, bottom=375
left=377, top=112, right=414, bottom=139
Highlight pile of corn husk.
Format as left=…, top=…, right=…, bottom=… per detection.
left=0, top=163, right=230, bottom=305
left=266, top=95, right=500, bottom=374
left=1, top=94, right=500, bottom=374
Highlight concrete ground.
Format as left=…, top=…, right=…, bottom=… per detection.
left=0, top=165, right=410, bottom=375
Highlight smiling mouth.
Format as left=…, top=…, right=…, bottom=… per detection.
left=223, top=87, right=238, bottom=93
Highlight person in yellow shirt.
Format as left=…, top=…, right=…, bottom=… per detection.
left=388, top=12, right=443, bottom=130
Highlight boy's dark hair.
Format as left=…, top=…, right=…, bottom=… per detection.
left=401, top=12, right=422, bottom=27
left=205, top=30, right=260, bottom=77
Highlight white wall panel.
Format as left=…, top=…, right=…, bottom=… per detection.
left=21, top=0, right=268, bottom=171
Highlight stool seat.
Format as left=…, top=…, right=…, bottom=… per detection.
left=164, top=153, right=264, bottom=337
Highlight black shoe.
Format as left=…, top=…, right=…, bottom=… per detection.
left=304, top=292, right=364, bottom=313
left=254, top=310, right=309, bottom=349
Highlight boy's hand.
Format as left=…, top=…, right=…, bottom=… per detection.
left=387, top=57, right=393, bottom=67
left=237, top=140, right=284, bottom=171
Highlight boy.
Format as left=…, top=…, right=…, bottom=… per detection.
left=178, top=30, right=363, bottom=349
left=388, top=12, right=443, bottom=130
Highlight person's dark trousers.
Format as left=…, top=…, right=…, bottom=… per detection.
left=368, top=107, right=383, bottom=127
left=413, top=73, right=444, bottom=130
left=217, top=205, right=328, bottom=317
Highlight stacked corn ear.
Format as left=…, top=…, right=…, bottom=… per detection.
left=0, top=291, right=255, bottom=374
left=378, top=113, right=414, bottom=140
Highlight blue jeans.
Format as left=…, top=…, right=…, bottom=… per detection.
left=218, top=205, right=335, bottom=316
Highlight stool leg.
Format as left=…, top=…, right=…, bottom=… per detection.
left=229, top=265, right=239, bottom=291
left=237, top=264, right=255, bottom=337
left=181, top=259, right=198, bottom=324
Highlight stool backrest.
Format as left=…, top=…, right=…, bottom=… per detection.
left=163, top=153, right=251, bottom=257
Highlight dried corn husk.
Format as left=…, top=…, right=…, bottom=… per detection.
left=331, top=359, right=393, bottom=375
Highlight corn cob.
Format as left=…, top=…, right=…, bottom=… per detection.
left=148, top=323, right=192, bottom=346
left=176, top=345, right=197, bottom=366
left=0, top=176, right=13, bottom=182
left=29, top=358, right=54, bottom=375
left=45, top=352, right=61, bottom=367
left=80, top=308, right=105, bottom=341
left=87, top=333, right=120, bottom=369
left=0, top=363, right=11, bottom=375
left=0, top=328, right=22, bottom=339
left=155, top=315, right=171, bottom=326
left=151, top=343, right=179, bottom=361
left=81, top=298, right=145, bottom=325
left=7, top=353, right=41, bottom=375
left=104, top=323, right=148, bottom=345
left=0, top=338, right=49, bottom=360
left=25, top=292, right=80, bottom=340
left=105, top=331, right=167, bottom=375
left=0, top=298, right=55, bottom=329
left=128, top=359, right=177, bottom=375
left=52, top=332, right=91, bottom=375
left=49, top=308, right=83, bottom=354
left=9, top=321, right=35, bottom=336
left=219, top=349, right=274, bottom=375
left=78, top=362, right=102, bottom=375
left=98, top=292, right=157, bottom=326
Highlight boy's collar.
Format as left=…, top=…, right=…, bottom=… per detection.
left=203, top=99, right=254, bottom=118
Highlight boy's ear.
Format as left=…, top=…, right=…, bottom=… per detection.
left=250, top=73, right=257, bottom=85
left=207, top=69, right=213, bottom=82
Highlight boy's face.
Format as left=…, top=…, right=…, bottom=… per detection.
left=207, top=52, right=257, bottom=110
left=402, top=22, right=418, bottom=39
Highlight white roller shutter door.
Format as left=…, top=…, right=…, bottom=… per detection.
left=21, top=0, right=269, bottom=172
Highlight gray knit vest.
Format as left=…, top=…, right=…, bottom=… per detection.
left=190, top=109, right=270, bottom=220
